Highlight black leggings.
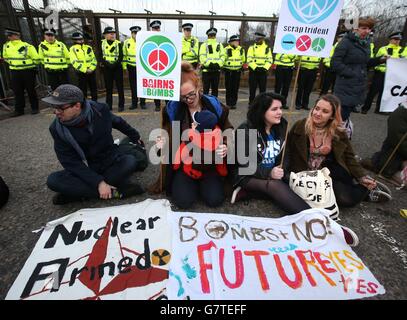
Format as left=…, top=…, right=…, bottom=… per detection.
left=171, top=170, right=224, bottom=209
left=243, top=178, right=311, bottom=215
left=325, top=161, right=368, bottom=207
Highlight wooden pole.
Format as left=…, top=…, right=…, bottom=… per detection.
left=376, top=131, right=407, bottom=179
left=280, top=57, right=302, bottom=166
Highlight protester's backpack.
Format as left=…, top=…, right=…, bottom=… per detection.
left=0, top=176, right=9, bottom=209
left=289, top=167, right=339, bottom=220
left=117, top=137, right=148, bottom=172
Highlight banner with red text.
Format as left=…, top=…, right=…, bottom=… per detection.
left=6, top=199, right=172, bottom=300
left=167, top=209, right=385, bottom=300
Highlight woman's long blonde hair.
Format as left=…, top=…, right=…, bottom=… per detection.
left=305, top=94, right=344, bottom=139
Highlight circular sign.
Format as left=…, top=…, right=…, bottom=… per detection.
left=312, top=37, right=326, bottom=52
left=296, top=35, right=312, bottom=52
left=140, top=35, right=178, bottom=77
left=288, top=0, right=340, bottom=24
left=204, top=220, right=229, bottom=239
left=281, top=34, right=296, bottom=50
left=151, top=249, right=171, bottom=266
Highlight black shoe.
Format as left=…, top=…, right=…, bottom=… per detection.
left=282, top=105, right=289, bottom=110
left=155, top=106, right=161, bottom=112
left=11, top=112, right=24, bottom=117
left=52, top=193, right=82, bottom=205
left=119, top=183, right=145, bottom=198
left=140, top=104, right=147, bottom=109
left=361, top=110, right=368, bottom=114
left=295, top=106, right=301, bottom=110
left=31, top=109, right=39, bottom=115
left=303, top=106, right=309, bottom=110
left=118, top=108, right=124, bottom=112
left=230, top=105, right=236, bottom=109
left=129, top=105, right=137, bottom=110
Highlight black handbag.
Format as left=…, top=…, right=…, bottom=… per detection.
left=117, top=137, right=148, bottom=172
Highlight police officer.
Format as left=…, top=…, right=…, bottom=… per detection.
left=182, top=23, right=199, bottom=69
left=362, top=32, right=406, bottom=114
left=320, top=31, right=345, bottom=96
left=370, top=30, right=375, bottom=58
left=38, top=28, right=70, bottom=90
left=2, top=28, right=40, bottom=116
left=199, top=27, right=225, bottom=97
left=247, top=32, right=273, bottom=105
left=150, top=20, right=164, bottom=111
left=274, top=52, right=296, bottom=107
left=223, top=35, right=245, bottom=109
left=295, top=55, right=321, bottom=110
left=69, top=32, right=97, bottom=101
left=100, top=26, right=125, bottom=112
left=123, top=26, right=146, bottom=109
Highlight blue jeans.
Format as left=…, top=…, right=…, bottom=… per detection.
left=47, top=154, right=137, bottom=198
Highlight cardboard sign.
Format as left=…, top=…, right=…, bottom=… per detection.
left=274, top=0, right=344, bottom=57
left=380, top=58, right=407, bottom=112
left=136, top=31, right=182, bottom=101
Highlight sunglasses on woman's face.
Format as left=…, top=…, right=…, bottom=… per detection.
left=180, top=91, right=197, bottom=103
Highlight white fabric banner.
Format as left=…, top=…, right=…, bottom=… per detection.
left=6, top=199, right=172, bottom=300
left=380, top=58, right=407, bottom=112
left=273, top=0, right=344, bottom=58
left=136, top=31, right=182, bottom=101
left=167, top=209, right=385, bottom=300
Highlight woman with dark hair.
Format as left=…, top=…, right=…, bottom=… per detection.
left=231, top=92, right=311, bottom=214
left=150, top=62, right=233, bottom=209
left=287, top=94, right=391, bottom=207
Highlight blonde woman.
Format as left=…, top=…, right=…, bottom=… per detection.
left=287, top=94, right=391, bottom=207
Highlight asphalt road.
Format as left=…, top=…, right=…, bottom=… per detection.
left=0, top=89, right=406, bottom=300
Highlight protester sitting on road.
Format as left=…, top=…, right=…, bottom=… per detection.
left=0, top=176, right=9, bottom=209
left=361, top=101, right=407, bottom=187
left=230, top=92, right=311, bottom=214
left=173, top=110, right=228, bottom=180
left=287, top=94, right=391, bottom=207
left=151, top=61, right=233, bottom=209
left=44, top=84, right=145, bottom=205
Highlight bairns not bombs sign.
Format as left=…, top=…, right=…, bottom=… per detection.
left=167, top=209, right=385, bottom=300
left=136, top=32, right=182, bottom=101
left=274, top=0, right=344, bottom=58
left=6, top=199, right=172, bottom=300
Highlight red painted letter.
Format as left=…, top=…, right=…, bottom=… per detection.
left=197, top=241, right=217, bottom=294
left=220, top=248, right=244, bottom=289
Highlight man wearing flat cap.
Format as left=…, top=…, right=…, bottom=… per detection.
left=38, top=28, right=70, bottom=90
left=199, top=27, right=225, bottom=97
left=2, top=28, right=40, bottom=117
left=182, top=23, right=199, bottom=69
left=247, top=32, right=273, bottom=105
left=100, top=26, right=125, bottom=112
left=69, top=32, right=98, bottom=101
left=44, top=84, right=145, bottom=205
left=363, top=31, right=407, bottom=114
left=223, top=35, right=245, bottom=109
left=123, top=26, right=146, bottom=109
